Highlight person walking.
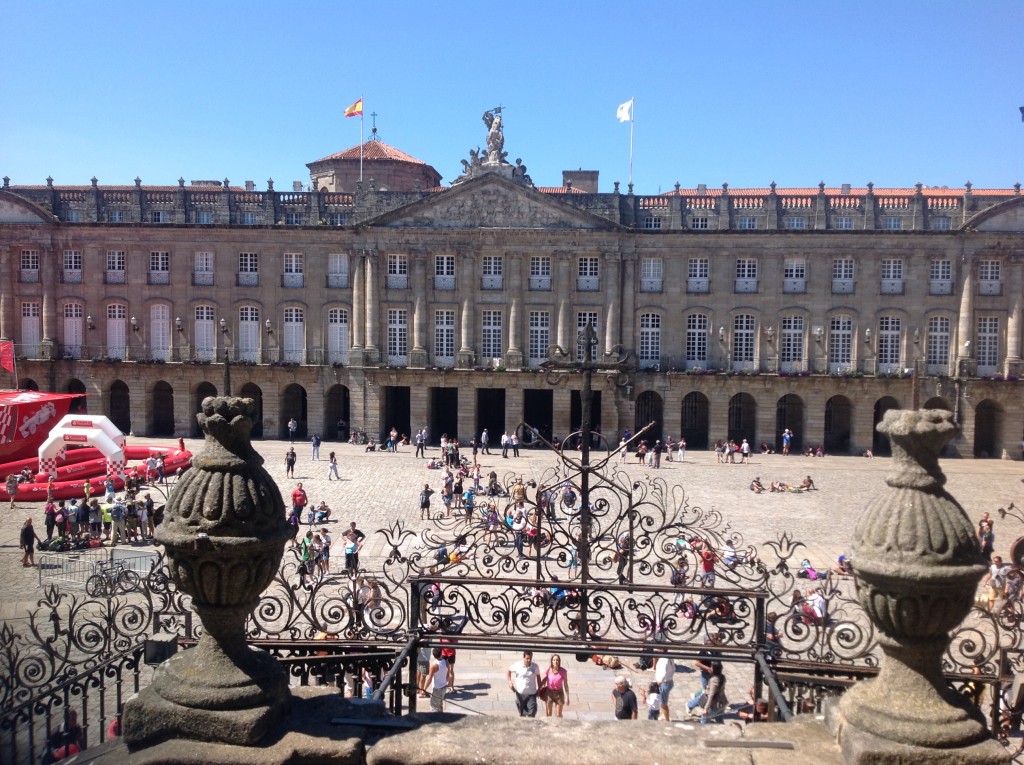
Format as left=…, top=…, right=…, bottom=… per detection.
left=425, top=647, right=449, bottom=712
left=21, top=517, right=37, bottom=567
left=654, top=653, right=675, bottom=721
left=612, top=675, right=638, bottom=720
left=311, top=433, right=321, bottom=460
left=6, top=474, right=19, bottom=509
left=480, top=428, right=490, bottom=455
left=327, top=451, right=340, bottom=481
left=285, top=447, right=297, bottom=478
left=543, top=654, right=570, bottom=718
left=507, top=650, right=541, bottom=717
left=288, top=418, right=298, bottom=443
left=415, top=429, right=426, bottom=459
left=511, top=432, right=520, bottom=457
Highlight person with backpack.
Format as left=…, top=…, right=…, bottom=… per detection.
left=109, top=497, right=128, bottom=545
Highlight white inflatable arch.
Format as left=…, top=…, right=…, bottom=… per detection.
left=38, top=415, right=127, bottom=481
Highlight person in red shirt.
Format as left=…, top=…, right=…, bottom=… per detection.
left=291, top=483, right=308, bottom=521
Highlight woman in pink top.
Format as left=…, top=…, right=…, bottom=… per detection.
left=543, top=654, right=570, bottom=717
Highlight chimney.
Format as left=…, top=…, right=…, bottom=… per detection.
left=562, top=169, right=599, bottom=194
left=293, top=181, right=303, bottom=192
left=245, top=180, right=256, bottom=192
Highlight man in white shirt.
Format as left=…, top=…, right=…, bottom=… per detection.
left=424, top=647, right=449, bottom=712
left=654, top=654, right=675, bottom=721
left=506, top=650, right=541, bottom=717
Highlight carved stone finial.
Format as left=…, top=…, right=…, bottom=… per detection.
left=124, top=396, right=292, bottom=750
left=834, top=409, right=1008, bottom=763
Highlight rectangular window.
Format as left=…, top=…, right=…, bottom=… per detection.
left=327, top=253, right=349, bottom=288
left=829, top=315, right=853, bottom=372
left=529, top=255, right=551, bottom=290
left=783, top=259, right=806, bottom=293
left=63, top=303, right=84, bottom=359
left=732, top=314, right=755, bottom=370
left=108, top=210, right=126, bottom=224
left=735, top=258, right=758, bottom=293
left=877, top=316, right=901, bottom=370
left=482, top=255, right=504, bottom=290
left=285, top=212, right=304, bottom=225
left=929, top=259, right=952, bottom=295
left=577, top=257, right=600, bottom=291
left=685, top=314, right=708, bottom=369
left=106, top=250, right=126, bottom=284
left=325, top=213, right=345, bottom=226
left=639, top=314, right=661, bottom=369
left=930, top=216, right=951, bottom=231
left=977, top=316, right=999, bottom=374
left=106, top=304, right=127, bottom=360
left=784, top=216, right=805, bottom=230
left=780, top=316, right=804, bottom=371
left=832, top=258, right=854, bottom=293
left=643, top=216, right=662, bottom=230
left=238, top=306, right=260, bottom=363
left=241, top=211, right=258, bottom=225
left=150, top=210, right=170, bottom=223
left=481, top=310, right=503, bottom=360
left=19, top=249, right=39, bottom=283
left=690, top=216, right=708, bottom=230
left=979, top=260, right=1001, bottom=295
left=434, top=254, right=456, bottom=290
left=327, top=309, right=350, bottom=365
left=738, top=216, right=757, bottom=230
left=927, top=316, right=950, bottom=374
left=881, top=259, right=904, bottom=295
left=640, top=257, right=663, bottom=292
left=434, top=310, right=456, bottom=366
left=688, top=257, right=709, bottom=293
left=193, top=251, right=214, bottom=286
left=63, top=250, right=82, bottom=284
left=195, top=210, right=213, bottom=224
left=283, top=253, right=304, bottom=288
left=833, top=216, right=853, bottom=230
left=194, top=306, right=216, bottom=362
left=282, top=307, right=305, bottom=363
left=238, top=252, right=259, bottom=286
left=387, top=254, right=409, bottom=289
left=527, top=311, right=550, bottom=367
left=576, top=311, right=599, bottom=362
left=20, top=301, right=41, bottom=357
left=883, top=216, right=903, bottom=231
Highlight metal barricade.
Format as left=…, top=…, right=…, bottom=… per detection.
left=37, top=548, right=158, bottom=588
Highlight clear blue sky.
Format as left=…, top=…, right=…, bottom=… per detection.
left=3, top=0, right=1022, bottom=193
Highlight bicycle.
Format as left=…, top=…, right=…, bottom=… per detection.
left=85, top=559, right=142, bottom=597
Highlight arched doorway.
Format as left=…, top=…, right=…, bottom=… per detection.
left=776, top=395, right=805, bottom=453
left=109, top=380, right=131, bottom=434
left=281, top=384, right=308, bottom=440
left=67, top=379, right=87, bottom=413
left=240, top=383, right=264, bottom=439
left=974, top=400, right=1003, bottom=459
left=193, top=382, right=217, bottom=437
left=823, top=396, right=853, bottom=455
left=728, top=393, right=756, bottom=446
left=681, top=391, right=710, bottom=449
left=19, top=378, right=39, bottom=391
left=152, top=381, right=175, bottom=436
left=872, top=396, right=900, bottom=456
left=325, top=384, right=350, bottom=442
left=634, top=391, right=663, bottom=443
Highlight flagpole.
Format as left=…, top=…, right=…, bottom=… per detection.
left=629, top=97, right=634, bottom=189
left=359, top=95, right=364, bottom=183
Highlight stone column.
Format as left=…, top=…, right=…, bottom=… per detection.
left=832, top=409, right=1007, bottom=764
left=364, top=251, right=379, bottom=364
left=620, top=254, right=636, bottom=358
left=40, top=243, right=56, bottom=359
left=1004, top=258, right=1022, bottom=376
left=129, top=385, right=150, bottom=436
left=351, top=253, right=365, bottom=355
left=604, top=252, right=622, bottom=354
left=505, top=254, right=523, bottom=369
left=457, top=251, right=475, bottom=368
left=409, top=252, right=428, bottom=368
left=555, top=252, right=572, bottom=353
left=0, top=247, right=11, bottom=340
left=955, top=256, right=974, bottom=376
left=409, top=382, right=429, bottom=441
left=552, top=387, right=572, bottom=440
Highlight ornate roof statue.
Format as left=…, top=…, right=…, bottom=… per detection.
left=453, top=106, right=531, bottom=187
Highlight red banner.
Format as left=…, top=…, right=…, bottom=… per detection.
left=0, top=341, right=13, bottom=373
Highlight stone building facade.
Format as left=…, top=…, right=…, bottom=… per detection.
left=2, top=132, right=1023, bottom=457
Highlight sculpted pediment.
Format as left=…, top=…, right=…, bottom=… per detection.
left=365, top=175, right=619, bottom=231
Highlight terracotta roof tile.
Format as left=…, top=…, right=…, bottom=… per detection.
left=311, top=140, right=430, bottom=165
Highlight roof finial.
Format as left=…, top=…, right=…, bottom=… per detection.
left=369, top=112, right=381, bottom=142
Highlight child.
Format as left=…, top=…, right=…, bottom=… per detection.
left=642, top=681, right=662, bottom=720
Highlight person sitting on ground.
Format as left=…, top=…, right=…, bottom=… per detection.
left=815, top=446, right=824, bottom=457
left=315, top=500, right=332, bottom=523
left=831, top=554, right=853, bottom=577
left=365, top=438, right=377, bottom=452
left=800, top=475, right=816, bottom=491
left=760, top=442, right=773, bottom=455
left=737, top=686, right=770, bottom=722
left=750, top=477, right=765, bottom=494
left=863, top=449, right=874, bottom=458
left=769, top=480, right=784, bottom=492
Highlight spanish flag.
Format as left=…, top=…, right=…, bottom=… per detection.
left=344, top=98, right=363, bottom=118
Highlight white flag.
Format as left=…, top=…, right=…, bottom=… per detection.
left=616, top=98, right=633, bottom=123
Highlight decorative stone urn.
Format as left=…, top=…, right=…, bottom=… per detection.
left=835, top=409, right=1008, bottom=764
left=124, top=396, right=292, bottom=749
